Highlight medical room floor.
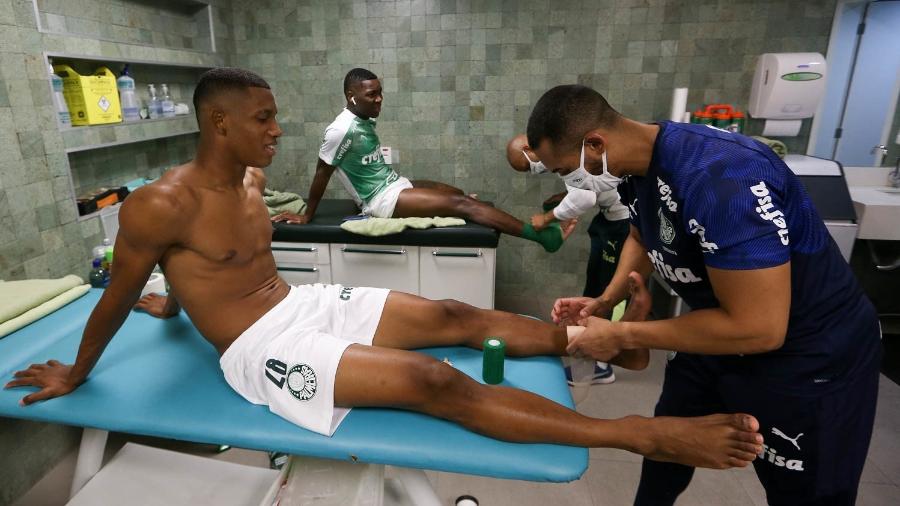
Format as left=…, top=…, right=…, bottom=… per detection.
left=14, top=350, right=900, bottom=506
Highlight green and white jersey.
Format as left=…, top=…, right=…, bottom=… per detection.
left=319, top=108, right=400, bottom=205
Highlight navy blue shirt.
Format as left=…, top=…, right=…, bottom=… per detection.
left=620, top=122, right=880, bottom=393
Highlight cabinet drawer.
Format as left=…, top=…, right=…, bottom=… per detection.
left=420, top=247, right=495, bottom=309
left=330, top=244, right=419, bottom=293
left=277, top=263, right=332, bottom=286
left=271, top=241, right=329, bottom=265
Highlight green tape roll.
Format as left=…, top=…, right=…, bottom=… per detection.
left=482, top=337, right=505, bottom=384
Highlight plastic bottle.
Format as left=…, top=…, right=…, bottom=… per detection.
left=160, top=83, right=175, bottom=118
left=49, top=64, right=71, bottom=127
left=89, top=258, right=109, bottom=288
left=117, top=65, right=140, bottom=122
left=147, top=84, right=162, bottom=119
left=92, top=241, right=107, bottom=262
left=101, top=238, right=113, bottom=270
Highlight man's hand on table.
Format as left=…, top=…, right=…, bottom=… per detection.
left=5, top=361, right=78, bottom=406
left=271, top=212, right=310, bottom=224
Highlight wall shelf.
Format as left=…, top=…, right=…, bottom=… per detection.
left=45, top=51, right=218, bottom=70
left=63, top=116, right=199, bottom=153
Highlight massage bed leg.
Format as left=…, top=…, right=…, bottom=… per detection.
left=391, top=467, right=442, bottom=506
left=69, top=428, right=109, bottom=498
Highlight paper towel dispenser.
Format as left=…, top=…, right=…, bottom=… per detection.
left=749, top=53, right=827, bottom=119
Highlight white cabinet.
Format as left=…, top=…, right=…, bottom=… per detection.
left=419, top=247, right=495, bottom=309
left=271, top=241, right=496, bottom=308
left=330, top=244, right=419, bottom=294
left=272, top=242, right=331, bottom=285
left=276, top=264, right=332, bottom=285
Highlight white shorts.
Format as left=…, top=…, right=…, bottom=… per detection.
left=361, top=176, right=413, bottom=218
left=219, top=283, right=389, bottom=436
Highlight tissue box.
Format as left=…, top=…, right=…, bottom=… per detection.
left=53, top=65, right=122, bottom=126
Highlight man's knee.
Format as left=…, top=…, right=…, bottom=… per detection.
left=409, top=359, right=476, bottom=419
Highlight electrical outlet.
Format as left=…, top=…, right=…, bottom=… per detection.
left=380, top=146, right=392, bottom=165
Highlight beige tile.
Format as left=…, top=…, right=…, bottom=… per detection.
left=583, top=460, right=645, bottom=506
left=856, top=482, right=900, bottom=506
left=675, top=468, right=757, bottom=506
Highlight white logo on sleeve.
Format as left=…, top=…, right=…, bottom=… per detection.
left=750, top=181, right=789, bottom=246
left=687, top=218, right=719, bottom=254
left=657, top=177, right=677, bottom=212
left=772, top=427, right=803, bottom=451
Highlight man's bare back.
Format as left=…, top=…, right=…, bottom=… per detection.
left=140, top=163, right=289, bottom=354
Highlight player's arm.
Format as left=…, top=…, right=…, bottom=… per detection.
left=597, top=263, right=790, bottom=356
left=551, top=225, right=651, bottom=324
left=301, top=158, right=337, bottom=222
left=6, top=186, right=184, bottom=404
left=532, top=187, right=595, bottom=230
left=600, top=225, right=652, bottom=309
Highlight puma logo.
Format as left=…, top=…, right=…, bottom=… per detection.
left=771, top=427, right=803, bottom=451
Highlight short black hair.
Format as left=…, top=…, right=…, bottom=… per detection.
left=343, top=67, right=378, bottom=95
left=193, top=67, right=270, bottom=118
left=527, top=85, right=620, bottom=150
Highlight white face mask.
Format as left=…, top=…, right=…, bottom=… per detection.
left=559, top=140, right=623, bottom=192
left=521, top=150, right=547, bottom=174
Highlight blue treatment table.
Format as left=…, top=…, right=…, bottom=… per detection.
left=0, top=290, right=587, bottom=503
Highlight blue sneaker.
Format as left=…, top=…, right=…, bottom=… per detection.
left=564, top=361, right=616, bottom=386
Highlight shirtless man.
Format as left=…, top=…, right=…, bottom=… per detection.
left=5, top=68, right=762, bottom=470
left=272, top=68, right=575, bottom=253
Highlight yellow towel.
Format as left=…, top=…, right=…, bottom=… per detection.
left=340, top=217, right=466, bottom=236
left=0, top=284, right=90, bottom=338
left=0, top=274, right=85, bottom=322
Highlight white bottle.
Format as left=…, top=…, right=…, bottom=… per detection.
left=117, top=65, right=140, bottom=122
left=147, top=84, right=162, bottom=119
left=160, top=83, right=175, bottom=118
left=49, top=64, right=71, bottom=127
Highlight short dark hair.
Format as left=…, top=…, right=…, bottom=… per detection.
left=193, top=67, right=270, bottom=117
left=526, top=85, right=620, bottom=150
left=343, top=67, right=378, bottom=95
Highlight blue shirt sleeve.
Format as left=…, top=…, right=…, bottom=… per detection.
left=680, top=160, right=791, bottom=270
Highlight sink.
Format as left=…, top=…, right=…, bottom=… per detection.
left=849, top=186, right=900, bottom=240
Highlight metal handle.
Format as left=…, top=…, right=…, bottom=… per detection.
left=432, top=249, right=483, bottom=258
left=272, top=246, right=317, bottom=252
left=871, top=144, right=888, bottom=155
left=341, top=246, right=407, bottom=255
left=277, top=266, right=319, bottom=273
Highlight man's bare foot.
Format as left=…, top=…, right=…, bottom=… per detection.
left=621, top=271, right=651, bottom=322
left=639, top=413, right=763, bottom=469
left=560, top=219, right=578, bottom=240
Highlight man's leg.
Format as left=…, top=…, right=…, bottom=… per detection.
left=371, top=290, right=569, bottom=355
left=409, top=179, right=465, bottom=195
left=333, top=344, right=762, bottom=469
left=393, top=187, right=576, bottom=252
left=722, top=341, right=882, bottom=506
left=634, top=353, right=726, bottom=505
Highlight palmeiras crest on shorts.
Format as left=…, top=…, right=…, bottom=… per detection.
left=658, top=208, right=676, bottom=245
left=287, top=364, right=317, bottom=401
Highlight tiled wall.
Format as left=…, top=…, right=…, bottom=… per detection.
left=36, top=0, right=215, bottom=52
left=0, top=0, right=232, bottom=503
left=229, top=0, right=836, bottom=317
left=69, top=133, right=198, bottom=198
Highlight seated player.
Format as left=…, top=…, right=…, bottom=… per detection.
left=272, top=68, right=575, bottom=253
